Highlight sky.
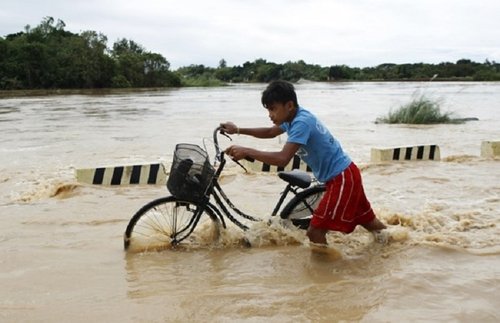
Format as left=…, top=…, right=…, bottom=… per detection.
left=1, top=0, right=499, bottom=69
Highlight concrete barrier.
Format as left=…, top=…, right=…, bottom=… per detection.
left=481, top=140, right=500, bottom=158
left=371, top=145, right=440, bottom=162
left=75, top=163, right=167, bottom=185
left=240, top=155, right=311, bottom=173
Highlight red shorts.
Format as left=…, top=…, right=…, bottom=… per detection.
left=310, top=162, right=375, bottom=233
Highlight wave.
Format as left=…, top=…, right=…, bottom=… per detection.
left=9, top=163, right=496, bottom=255
left=442, top=155, right=479, bottom=163
left=16, top=182, right=82, bottom=202
left=125, top=205, right=497, bottom=257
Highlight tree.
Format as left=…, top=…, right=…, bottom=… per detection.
left=218, top=58, right=227, bottom=68
left=143, top=52, right=178, bottom=87
left=329, top=65, right=353, bottom=80
left=0, top=18, right=181, bottom=89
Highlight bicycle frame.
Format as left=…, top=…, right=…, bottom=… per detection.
left=197, top=127, right=318, bottom=231
left=123, top=126, right=325, bottom=249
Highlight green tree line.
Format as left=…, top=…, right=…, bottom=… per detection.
left=180, top=58, right=500, bottom=85
left=0, top=17, right=180, bottom=89
left=1, top=17, right=500, bottom=90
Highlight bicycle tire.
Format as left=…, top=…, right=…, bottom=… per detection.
left=280, top=185, right=326, bottom=230
left=124, top=196, right=220, bottom=251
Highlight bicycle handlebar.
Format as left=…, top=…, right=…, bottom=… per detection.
left=213, top=126, right=227, bottom=163
left=212, top=126, right=250, bottom=173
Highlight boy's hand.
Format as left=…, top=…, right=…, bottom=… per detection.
left=225, top=145, right=248, bottom=161
left=220, top=122, right=238, bottom=135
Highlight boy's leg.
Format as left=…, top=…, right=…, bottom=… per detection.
left=361, top=218, right=386, bottom=232
left=358, top=206, right=389, bottom=243
left=354, top=167, right=387, bottom=233
left=361, top=216, right=389, bottom=244
left=350, top=164, right=389, bottom=242
left=306, top=225, right=328, bottom=245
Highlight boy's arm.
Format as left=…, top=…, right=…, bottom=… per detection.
left=226, top=142, right=300, bottom=168
left=239, top=125, right=283, bottom=138
left=220, top=122, right=283, bottom=138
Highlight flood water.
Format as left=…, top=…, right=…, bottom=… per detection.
left=1, top=82, right=499, bottom=322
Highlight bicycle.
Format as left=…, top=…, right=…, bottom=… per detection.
left=123, top=126, right=326, bottom=251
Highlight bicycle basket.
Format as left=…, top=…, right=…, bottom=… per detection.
left=167, top=143, right=215, bottom=202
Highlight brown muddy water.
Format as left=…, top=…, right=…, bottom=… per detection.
left=0, top=82, right=499, bottom=322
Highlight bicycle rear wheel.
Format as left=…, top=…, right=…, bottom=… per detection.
left=280, top=185, right=326, bottom=230
left=124, top=196, right=220, bottom=251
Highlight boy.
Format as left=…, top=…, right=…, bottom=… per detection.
left=220, top=80, right=387, bottom=246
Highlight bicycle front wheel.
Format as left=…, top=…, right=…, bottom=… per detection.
left=280, top=185, right=326, bottom=230
left=124, top=196, right=220, bottom=251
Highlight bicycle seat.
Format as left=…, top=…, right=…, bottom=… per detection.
left=278, top=170, right=311, bottom=188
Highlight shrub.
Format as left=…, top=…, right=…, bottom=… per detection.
left=180, top=74, right=226, bottom=87
left=376, top=94, right=462, bottom=124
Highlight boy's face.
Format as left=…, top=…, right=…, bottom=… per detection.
left=265, top=100, right=296, bottom=125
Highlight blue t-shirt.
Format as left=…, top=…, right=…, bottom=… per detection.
left=280, top=107, right=352, bottom=182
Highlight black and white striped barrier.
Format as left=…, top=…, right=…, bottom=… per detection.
left=370, top=145, right=440, bottom=162
left=240, top=155, right=312, bottom=173
left=481, top=140, right=500, bottom=158
left=75, top=163, right=167, bottom=185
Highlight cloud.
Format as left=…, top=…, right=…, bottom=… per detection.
left=1, top=0, right=499, bottom=68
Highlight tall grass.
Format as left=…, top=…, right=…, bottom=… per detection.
left=180, top=75, right=226, bottom=87
left=376, top=94, right=462, bottom=124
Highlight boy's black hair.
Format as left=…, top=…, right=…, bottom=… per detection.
left=261, top=80, right=298, bottom=108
